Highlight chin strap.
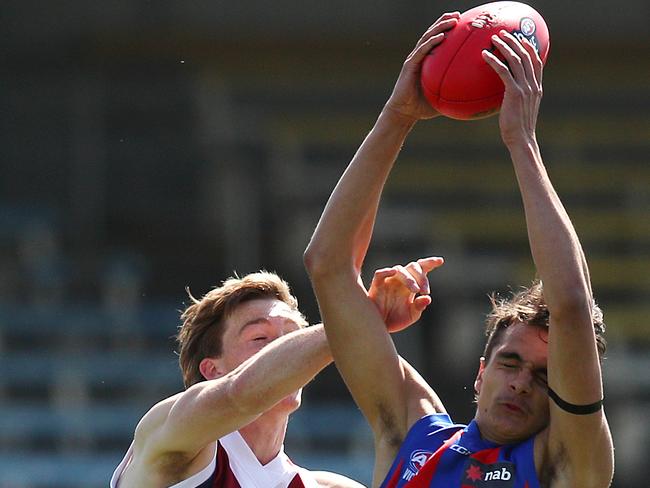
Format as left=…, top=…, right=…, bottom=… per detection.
left=547, top=387, right=603, bottom=415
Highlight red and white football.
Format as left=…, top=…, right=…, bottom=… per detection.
left=421, top=1, right=550, bottom=120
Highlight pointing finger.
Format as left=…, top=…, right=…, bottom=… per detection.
left=417, top=256, right=445, bottom=273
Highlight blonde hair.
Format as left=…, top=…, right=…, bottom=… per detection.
left=176, top=271, right=306, bottom=387
left=483, top=280, right=606, bottom=362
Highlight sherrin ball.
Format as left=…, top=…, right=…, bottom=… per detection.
left=420, top=1, right=550, bottom=120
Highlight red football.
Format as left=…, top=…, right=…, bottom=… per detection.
left=421, top=1, right=550, bottom=120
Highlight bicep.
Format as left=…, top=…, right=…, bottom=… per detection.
left=401, top=358, right=446, bottom=427
left=545, top=315, right=614, bottom=486
left=148, top=379, right=259, bottom=458
left=545, top=409, right=613, bottom=487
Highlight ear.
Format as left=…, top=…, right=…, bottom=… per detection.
left=199, top=357, right=225, bottom=381
left=474, top=356, right=487, bottom=395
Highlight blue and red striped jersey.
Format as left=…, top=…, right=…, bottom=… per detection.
left=381, top=414, right=539, bottom=488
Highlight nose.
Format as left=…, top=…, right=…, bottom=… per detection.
left=509, top=369, right=534, bottom=394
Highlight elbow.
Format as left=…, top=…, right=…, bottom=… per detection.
left=546, top=283, right=593, bottom=323
left=302, top=242, right=320, bottom=276
left=225, top=373, right=266, bottom=418
left=303, top=240, right=337, bottom=281
left=543, top=277, right=594, bottom=320
left=304, top=244, right=356, bottom=286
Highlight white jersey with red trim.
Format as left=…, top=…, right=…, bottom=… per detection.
left=110, top=430, right=318, bottom=488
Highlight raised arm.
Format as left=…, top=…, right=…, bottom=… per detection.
left=304, top=14, right=458, bottom=484
left=484, top=31, right=613, bottom=486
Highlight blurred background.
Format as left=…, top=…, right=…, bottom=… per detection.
left=1, top=1, right=649, bottom=486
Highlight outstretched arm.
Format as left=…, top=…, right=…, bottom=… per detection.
left=484, top=31, right=613, bottom=487
left=136, top=324, right=332, bottom=464
left=130, top=260, right=445, bottom=481
left=304, top=14, right=459, bottom=484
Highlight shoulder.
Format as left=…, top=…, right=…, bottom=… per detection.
left=133, top=393, right=182, bottom=448
left=117, top=393, right=222, bottom=487
left=130, top=392, right=197, bottom=470
left=391, top=413, right=462, bottom=460
left=406, top=413, right=459, bottom=439
left=381, top=412, right=459, bottom=459
left=310, top=470, right=366, bottom=488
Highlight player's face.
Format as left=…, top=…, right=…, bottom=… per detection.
left=219, top=298, right=304, bottom=410
left=220, top=298, right=303, bottom=368
left=474, top=323, right=550, bottom=444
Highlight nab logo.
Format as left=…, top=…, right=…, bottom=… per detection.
left=462, top=460, right=515, bottom=487
left=485, top=467, right=512, bottom=481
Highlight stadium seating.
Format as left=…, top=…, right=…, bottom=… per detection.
left=1, top=34, right=648, bottom=488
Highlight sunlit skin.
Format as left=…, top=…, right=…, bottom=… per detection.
left=201, top=298, right=305, bottom=413
left=474, top=323, right=550, bottom=445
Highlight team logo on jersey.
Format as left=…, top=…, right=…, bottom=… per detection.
left=401, top=449, right=433, bottom=481
left=461, top=459, right=515, bottom=487
left=450, top=443, right=472, bottom=456
left=409, top=449, right=433, bottom=472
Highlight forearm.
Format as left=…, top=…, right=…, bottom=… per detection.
left=508, top=139, right=592, bottom=313
left=305, top=110, right=420, bottom=437
left=305, top=108, right=416, bottom=275
left=509, top=138, right=602, bottom=399
left=174, top=326, right=330, bottom=436
left=230, top=324, right=332, bottom=412
left=151, top=325, right=332, bottom=456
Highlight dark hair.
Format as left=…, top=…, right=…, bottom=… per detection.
left=483, top=280, right=606, bottom=363
left=176, top=271, right=306, bottom=387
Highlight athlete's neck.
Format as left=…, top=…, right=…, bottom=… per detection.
left=238, top=409, right=290, bottom=465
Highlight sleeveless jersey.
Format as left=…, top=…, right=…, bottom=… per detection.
left=381, top=414, right=540, bottom=488
left=110, top=431, right=317, bottom=488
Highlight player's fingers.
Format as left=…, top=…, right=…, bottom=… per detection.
left=490, top=34, right=526, bottom=87
left=411, top=15, right=459, bottom=54
left=373, top=268, right=398, bottom=280
left=498, top=31, right=536, bottom=89
left=408, top=24, right=457, bottom=64
left=434, top=11, right=461, bottom=25
left=414, top=295, right=432, bottom=312
left=408, top=33, right=444, bottom=64
left=417, top=256, right=445, bottom=273
left=420, top=12, right=461, bottom=40
left=391, top=265, right=421, bottom=293
left=405, top=260, right=429, bottom=294
left=369, top=268, right=397, bottom=289
left=520, top=37, right=544, bottom=87
left=431, top=16, right=460, bottom=37
left=482, top=49, right=516, bottom=89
